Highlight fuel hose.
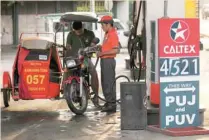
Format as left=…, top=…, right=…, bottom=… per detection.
left=92, top=75, right=130, bottom=106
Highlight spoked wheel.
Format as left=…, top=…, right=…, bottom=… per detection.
left=64, top=79, right=88, bottom=115
left=3, top=89, right=11, bottom=107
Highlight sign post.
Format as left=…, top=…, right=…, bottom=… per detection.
left=158, top=19, right=200, bottom=129
left=104, top=0, right=113, bottom=12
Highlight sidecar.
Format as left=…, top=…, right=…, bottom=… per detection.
left=1, top=33, right=63, bottom=107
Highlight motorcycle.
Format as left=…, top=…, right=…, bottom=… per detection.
left=63, top=39, right=100, bottom=115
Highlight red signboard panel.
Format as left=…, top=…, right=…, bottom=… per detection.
left=158, top=18, right=199, bottom=57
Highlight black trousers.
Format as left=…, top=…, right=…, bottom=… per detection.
left=100, top=58, right=116, bottom=105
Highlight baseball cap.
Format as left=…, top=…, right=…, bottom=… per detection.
left=98, top=15, right=114, bottom=24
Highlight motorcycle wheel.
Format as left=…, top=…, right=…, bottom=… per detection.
left=3, top=89, right=10, bottom=107
left=64, top=79, right=88, bottom=115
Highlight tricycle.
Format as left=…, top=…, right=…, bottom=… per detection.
left=1, top=13, right=101, bottom=115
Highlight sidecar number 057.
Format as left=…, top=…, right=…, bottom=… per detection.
left=26, top=75, right=45, bottom=85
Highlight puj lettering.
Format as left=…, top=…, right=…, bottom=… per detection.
left=166, top=95, right=196, bottom=107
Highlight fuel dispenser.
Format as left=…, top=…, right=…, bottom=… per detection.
left=120, top=0, right=147, bottom=130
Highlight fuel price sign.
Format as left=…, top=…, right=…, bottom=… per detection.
left=158, top=18, right=200, bottom=129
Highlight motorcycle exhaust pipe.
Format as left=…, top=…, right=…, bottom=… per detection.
left=80, top=77, right=83, bottom=97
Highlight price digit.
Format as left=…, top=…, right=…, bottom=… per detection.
left=192, top=59, right=198, bottom=74
left=181, top=59, right=189, bottom=75
left=160, top=60, right=169, bottom=76
left=171, top=60, right=180, bottom=76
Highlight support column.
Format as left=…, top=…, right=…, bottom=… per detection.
left=90, top=0, right=95, bottom=12
left=12, top=2, right=18, bottom=45
left=55, top=1, right=61, bottom=13
left=116, top=1, right=129, bottom=25
left=112, top=1, right=117, bottom=18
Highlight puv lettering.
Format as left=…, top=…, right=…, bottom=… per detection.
left=166, top=114, right=196, bottom=126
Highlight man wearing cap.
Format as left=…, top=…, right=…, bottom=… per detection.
left=98, top=16, right=120, bottom=112
left=65, top=21, right=99, bottom=106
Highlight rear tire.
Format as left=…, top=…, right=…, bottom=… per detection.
left=64, top=79, right=88, bottom=115
left=3, top=90, right=10, bottom=107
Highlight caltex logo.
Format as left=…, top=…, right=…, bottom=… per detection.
left=170, top=20, right=190, bottom=43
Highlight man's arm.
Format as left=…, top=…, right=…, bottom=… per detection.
left=89, top=31, right=96, bottom=47
left=66, top=32, right=72, bottom=50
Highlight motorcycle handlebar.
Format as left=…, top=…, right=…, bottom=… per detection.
left=63, top=45, right=101, bottom=61
left=83, top=45, right=101, bottom=53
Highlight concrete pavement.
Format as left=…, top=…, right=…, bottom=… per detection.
left=1, top=44, right=209, bottom=140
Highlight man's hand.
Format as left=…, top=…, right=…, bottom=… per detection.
left=97, top=45, right=102, bottom=48
left=90, top=42, right=96, bottom=47
left=66, top=44, right=72, bottom=50
left=96, top=45, right=102, bottom=52
left=97, top=52, right=103, bottom=57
